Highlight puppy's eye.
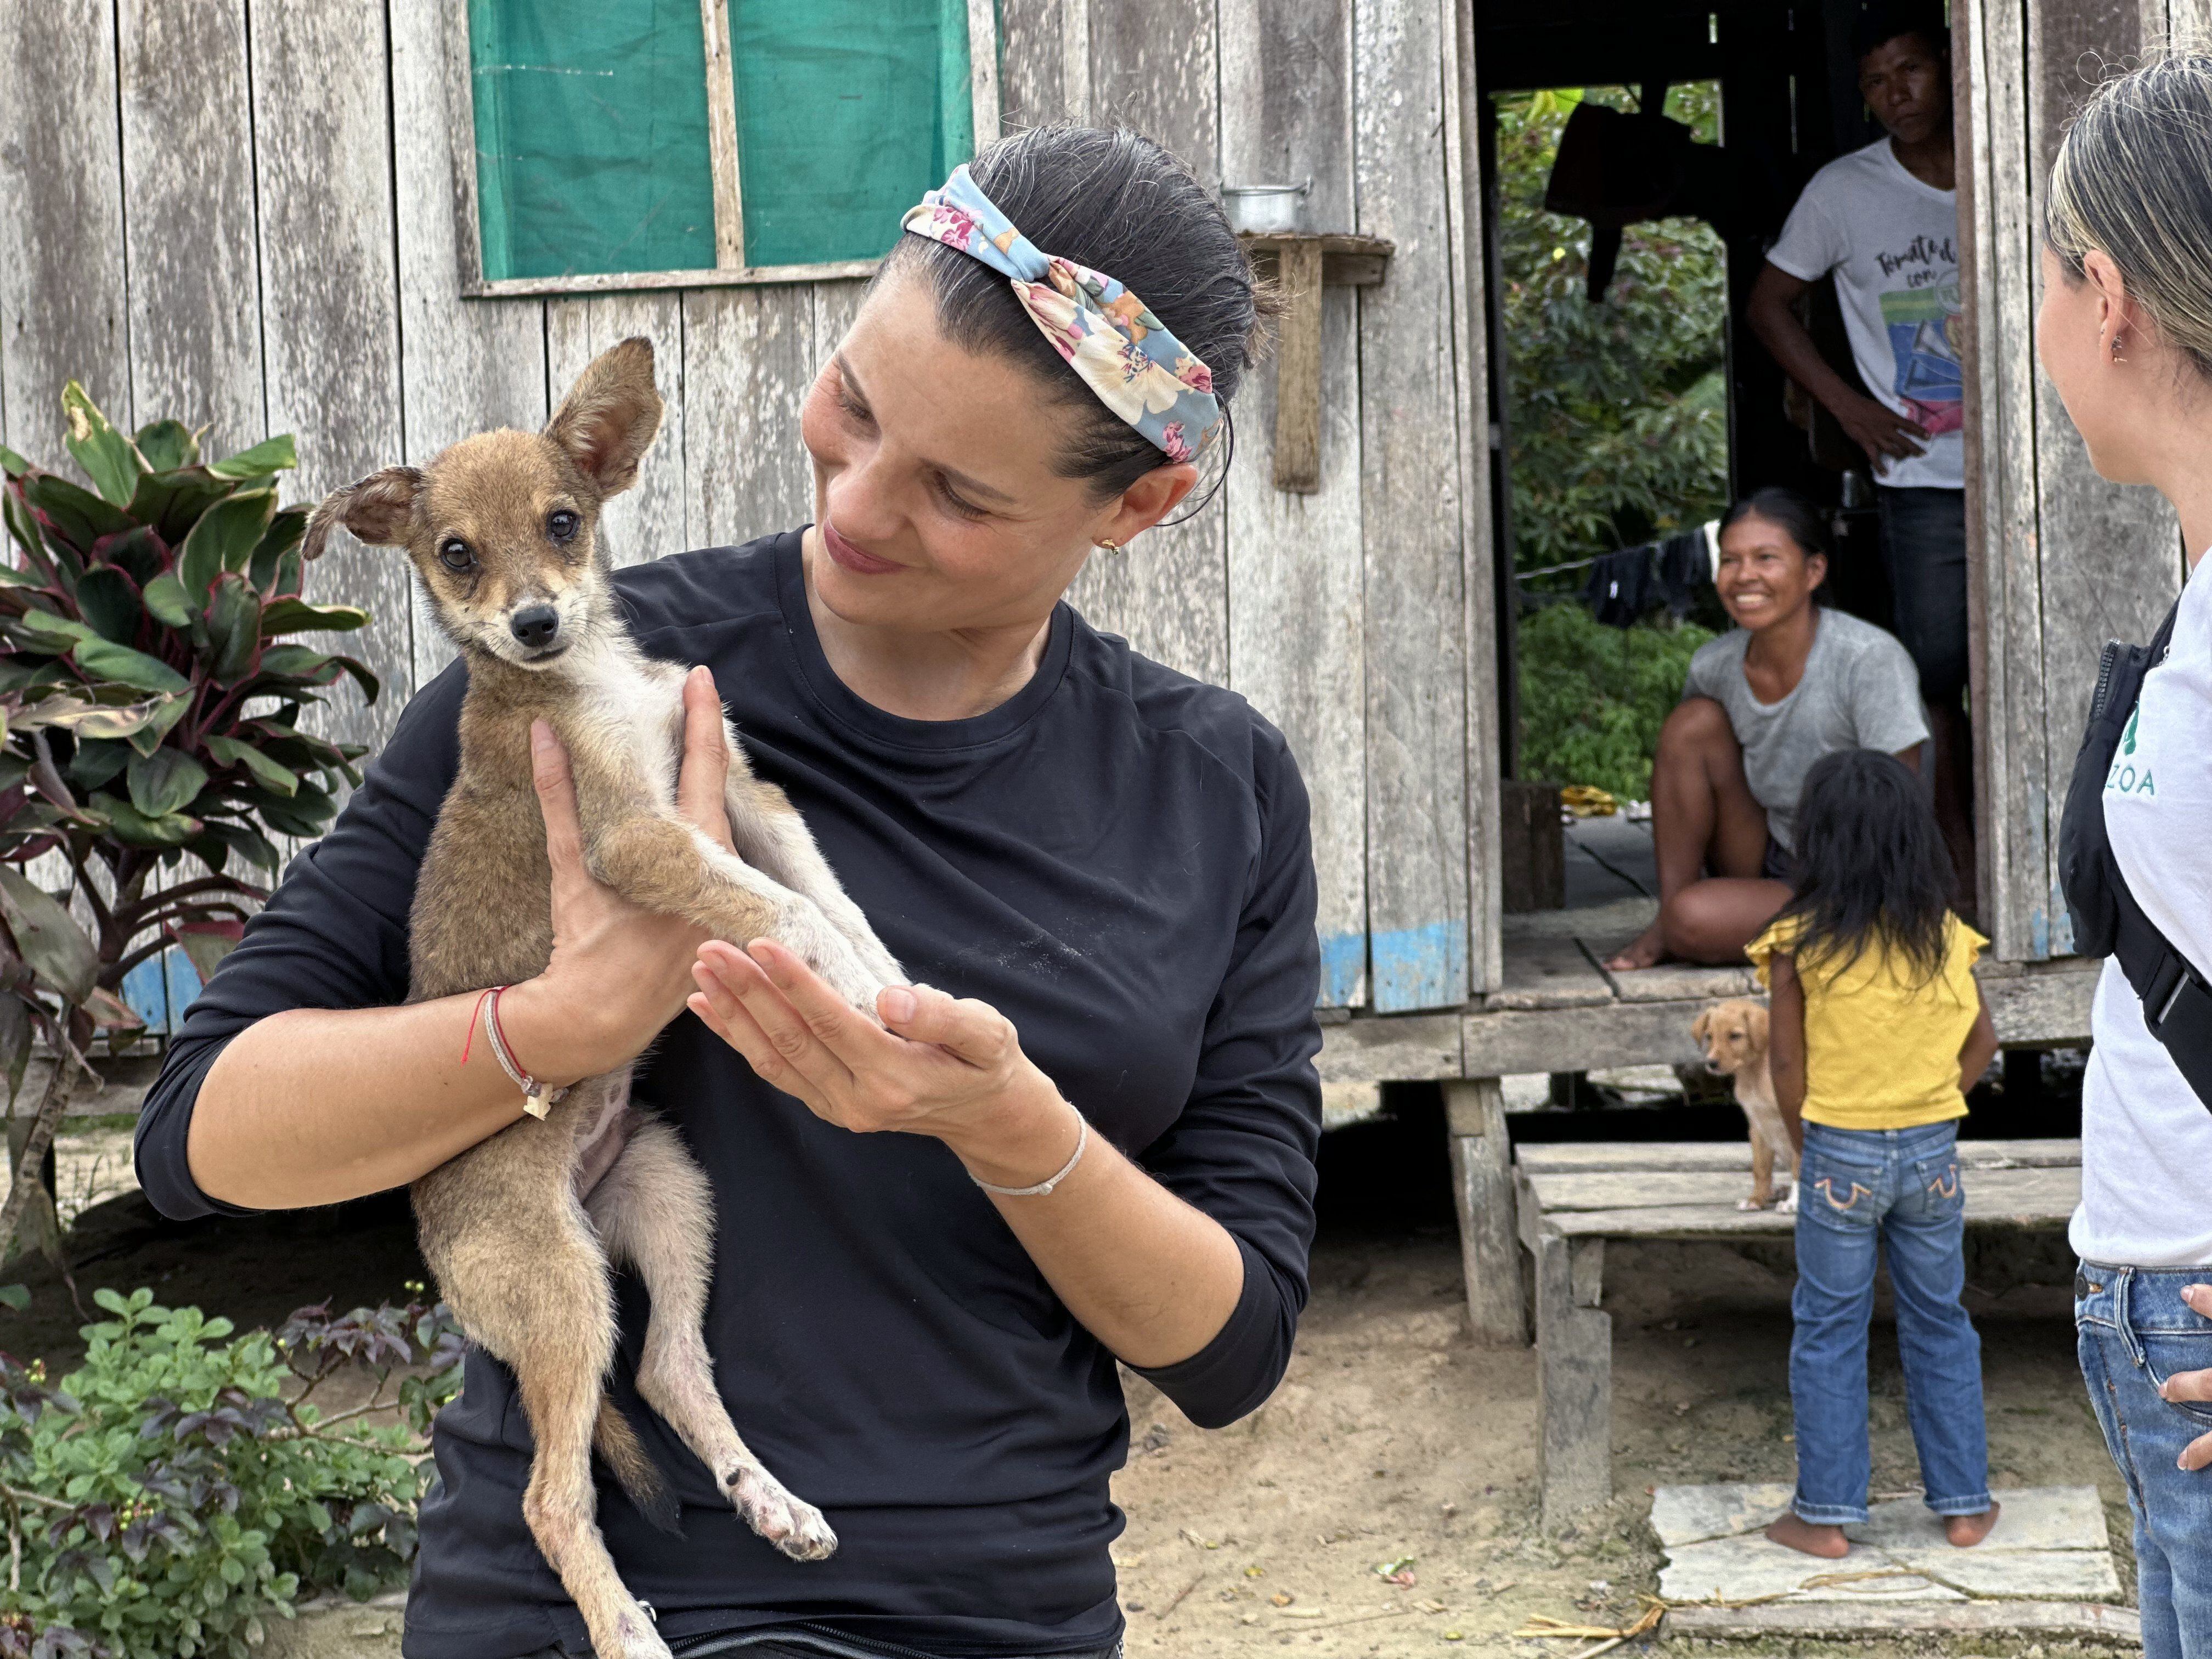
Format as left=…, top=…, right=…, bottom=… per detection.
left=438, top=538, right=475, bottom=572
left=547, top=510, right=580, bottom=544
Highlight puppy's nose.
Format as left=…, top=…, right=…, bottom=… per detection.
left=510, top=605, right=561, bottom=650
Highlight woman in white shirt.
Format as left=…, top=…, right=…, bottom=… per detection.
left=2040, top=53, right=2212, bottom=1659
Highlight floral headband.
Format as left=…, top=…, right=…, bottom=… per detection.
left=900, top=165, right=1222, bottom=463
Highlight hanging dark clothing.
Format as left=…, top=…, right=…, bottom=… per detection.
left=1583, top=544, right=1656, bottom=628
left=1656, top=530, right=1708, bottom=619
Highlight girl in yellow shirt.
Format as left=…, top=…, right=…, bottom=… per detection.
left=1746, top=748, right=2001, bottom=1560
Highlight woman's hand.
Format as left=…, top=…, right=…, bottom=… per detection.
left=499, top=667, right=736, bottom=1087
left=688, top=939, right=1082, bottom=1188
left=2160, top=1283, right=2212, bottom=1470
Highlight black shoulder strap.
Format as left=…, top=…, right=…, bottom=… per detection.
left=2104, top=601, right=2212, bottom=1105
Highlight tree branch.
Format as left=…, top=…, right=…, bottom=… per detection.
left=0, top=1039, right=79, bottom=1269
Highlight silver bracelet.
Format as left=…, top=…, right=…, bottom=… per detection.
left=971, top=1107, right=1088, bottom=1198
left=477, top=985, right=568, bottom=1120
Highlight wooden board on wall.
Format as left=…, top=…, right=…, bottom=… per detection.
left=0, top=0, right=129, bottom=460
left=682, top=287, right=817, bottom=550
left=546, top=296, right=690, bottom=567
left=1355, top=0, right=1470, bottom=1011
left=2023, top=0, right=2183, bottom=957
left=251, top=0, right=413, bottom=755
left=1221, top=0, right=1370, bottom=1008
left=998, top=0, right=1071, bottom=127
left=1443, top=0, right=1502, bottom=995
left=1069, top=0, right=1231, bottom=687
left=393, top=0, right=549, bottom=689
left=118, top=0, right=264, bottom=454
left=1956, top=0, right=2044, bottom=965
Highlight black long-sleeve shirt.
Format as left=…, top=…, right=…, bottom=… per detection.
left=135, top=532, right=1323, bottom=1659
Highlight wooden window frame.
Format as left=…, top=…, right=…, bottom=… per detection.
left=453, top=0, right=1001, bottom=297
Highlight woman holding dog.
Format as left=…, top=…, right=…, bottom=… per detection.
left=2036, top=55, right=2212, bottom=1659
left=139, top=129, right=1314, bottom=1659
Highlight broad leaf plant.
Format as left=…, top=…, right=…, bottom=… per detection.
left=0, top=384, right=379, bottom=1266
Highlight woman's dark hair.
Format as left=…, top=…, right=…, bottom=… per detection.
left=1775, top=748, right=1955, bottom=986
left=1720, top=486, right=1828, bottom=560
left=1719, top=486, right=1831, bottom=606
left=879, top=125, right=1270, bottom=501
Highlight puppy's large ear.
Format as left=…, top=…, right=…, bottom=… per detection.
left=1745, top=1003, right=1770, bottom=1050
left=1691, top=1008, right=1712, bottom=1045
left=303, top=467, right=424, bottom=561
left=546, top=336, right=663, bottom=499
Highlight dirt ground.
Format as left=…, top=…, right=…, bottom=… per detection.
left=3, top=1101, right=2131, bottom=1659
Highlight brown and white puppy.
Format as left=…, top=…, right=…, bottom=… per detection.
left=1692, top=998, right=1798, bottom=1212
left=306, top=338, right=900, bottom=1659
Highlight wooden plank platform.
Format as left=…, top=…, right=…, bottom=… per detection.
left=1307, top=940, right=2101, bottom=1084
left=1515, top=1138, right=2081, bottom=1527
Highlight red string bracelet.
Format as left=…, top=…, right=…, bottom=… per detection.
left=460, top=984, right=566, bottom=1119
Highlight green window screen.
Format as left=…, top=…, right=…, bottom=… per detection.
left=729, top=0, right=975, bottom=267
left=469, top=0, right=718, bottom=282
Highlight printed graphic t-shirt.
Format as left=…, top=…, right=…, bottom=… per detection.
left=1680, top=608, right=1930, bottom=851
left=2071, top=552, right=2212, bottom=1267
left=1767, top=137, right=1965, bottom=491
left=1747, top=912, right=1988, bottom=1129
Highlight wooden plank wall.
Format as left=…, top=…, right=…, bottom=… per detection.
left=1965, top=0, right=2188, bottom=961
left=0, top=0, right=1495, bottom=1013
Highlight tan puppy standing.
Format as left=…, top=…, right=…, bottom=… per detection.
left=1693, top=998, right=1799, bottom=1212
left=305, top=338, right=902, bottom=1659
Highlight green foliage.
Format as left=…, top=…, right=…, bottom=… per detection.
left=0, top=384, right=379, bottom=1102
left=1495, top=84, right=1731, bottom=580
left=0, top=1290, right=465, bottom=1658
left=1517, top=602, right=1713, bottom=802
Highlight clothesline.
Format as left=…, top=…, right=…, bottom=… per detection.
left=1515, top=518, right=1723, bottom=585
left=1519, top=551, right=1605, bottom=579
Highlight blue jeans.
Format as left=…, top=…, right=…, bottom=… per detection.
left=2078, top=1262, right=2212, bottom=1659
left=1789, top=1121, right=1991, bottom=1523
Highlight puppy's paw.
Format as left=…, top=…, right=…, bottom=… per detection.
left=602, top=1606, right=673, bottom=1659
left=775, top=902, right=892, bottom=1020
left=1778, top=1181, right=1799, bottom=1215
left=1737, top=1195, right=1764, bottom=1212
left=726, top=1463, right=838, bottom=1562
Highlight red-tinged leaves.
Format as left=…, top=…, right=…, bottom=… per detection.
left=166, top=919, right=244, bottom=984
left=0, top=868, right=97, bottom=1003
left=61, top=382, right=145, bottom=509
left=201, top=571, right=260, bottom=680
left=21, top=471, right=129, bottom=552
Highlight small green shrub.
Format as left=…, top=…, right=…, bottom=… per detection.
left=1516, top=602, right=1715, bottom=802
left=0, top=1289, right=463, bottom=1658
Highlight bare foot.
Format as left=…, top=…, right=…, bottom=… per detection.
left=1605, top=919, right=1668, bottom=972
left=1944, top=1502, right=2000, bottom=1547
left=1765, top=1513, right=1850, bottom=1558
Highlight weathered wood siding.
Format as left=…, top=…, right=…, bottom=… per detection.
left=1961, top=0, right=2189, bottom=961
left=0, top=0, right=1494, bottom=1013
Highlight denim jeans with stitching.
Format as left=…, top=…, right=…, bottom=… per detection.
left=1788, top=1120, right=1991, bottom=1524
left=2078, top=1262, right=2212, bottom=1659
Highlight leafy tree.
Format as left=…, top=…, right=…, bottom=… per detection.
left=1516, top=601, right=1714, bottom=802
left=0, top=388, right=377, bottom=1269
left=1495, top=84, right=1730, bottom=581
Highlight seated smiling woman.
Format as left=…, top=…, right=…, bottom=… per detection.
left=135, top=127, right=1318, bottom=1659
left=1608, top=488, right=1930, bottom=970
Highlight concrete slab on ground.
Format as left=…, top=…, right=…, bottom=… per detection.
left=1653, top=1483, right=2123, bottom=1609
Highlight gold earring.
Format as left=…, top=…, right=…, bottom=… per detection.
left=1096, top=537, right=1121, bottom=554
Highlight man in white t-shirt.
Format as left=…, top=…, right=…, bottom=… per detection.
left=1746, top=2, right=1973, bottom=914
